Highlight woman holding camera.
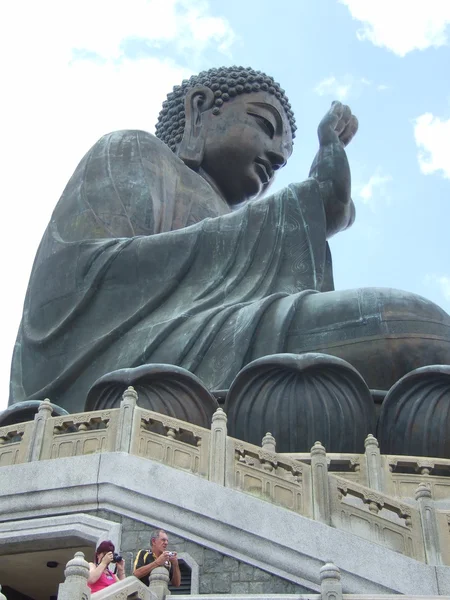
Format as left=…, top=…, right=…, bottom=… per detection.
left=88, top=540, right=125, bottom=592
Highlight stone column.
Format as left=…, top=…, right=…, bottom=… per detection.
left=320, top=562, right=342, bottom=600
left=27, top=399, right=53, bottom=462
left=364, top=434, right=383, bottom=491
left=208, top=408, right=227, bottom=485
left=57, top=551, right=91, bottom=600
left=311, top=441, right=331, bottom=525
left=149, top=566, right=170, bottom=600
left=0, top=584, right=7, bottom=600
left=415, top=482, right=442, bottom=565
left=262, top=432, right=276, bottom=452
left=115, top=386, right=138, bottom=452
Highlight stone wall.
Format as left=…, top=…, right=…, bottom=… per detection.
left=93, top=510, right=312, bottom=595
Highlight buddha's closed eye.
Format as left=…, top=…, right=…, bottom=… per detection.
left=248, top=112, right=275, bottom=139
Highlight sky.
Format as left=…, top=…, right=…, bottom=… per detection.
left=1, top=0, right=449, bottom=412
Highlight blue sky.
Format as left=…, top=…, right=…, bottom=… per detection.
left=1, top=0, right=449, bottom=411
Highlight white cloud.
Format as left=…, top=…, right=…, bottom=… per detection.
left=341, top=0, right=450, bottom=56
left=315, top=76, right=352, bottom=100
left=414, top=113, right=450, bottom=179
left=0, top=0, right=235, bottom=66
left=358, top=169, right=393, bottom=211
left=425, top=274, right=450, bottom=302
left=314, top=74, right=388, bottom=100
left=0, top=0, right=236, bottom=411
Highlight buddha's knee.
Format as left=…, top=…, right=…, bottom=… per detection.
left=289, top=287, right=450, bottom=390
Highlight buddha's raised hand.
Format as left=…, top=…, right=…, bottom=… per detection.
left=308, top=101, right=358, bottom=238
left=318, top=101, right=358, bottom=148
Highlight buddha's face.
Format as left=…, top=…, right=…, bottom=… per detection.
left=199, top=91, right=293, bottom=206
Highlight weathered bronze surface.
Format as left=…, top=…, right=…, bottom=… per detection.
left=224, top=353, right=376, bottom=453
left=6, top=66, right=450, bottom=453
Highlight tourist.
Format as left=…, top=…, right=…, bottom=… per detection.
left=133, top=529, right=181, bottom=588
left=87, top=540, right=125, bottom=592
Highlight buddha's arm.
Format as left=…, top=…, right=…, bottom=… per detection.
left=308, top=101, right=358, bottom=239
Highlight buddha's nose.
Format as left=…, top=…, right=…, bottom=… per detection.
left=266, top=149, right=287, bottom=171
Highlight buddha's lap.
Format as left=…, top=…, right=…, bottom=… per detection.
left=285, top=287, right=450, bottom=390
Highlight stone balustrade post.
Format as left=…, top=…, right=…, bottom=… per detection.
left=0, top=584, right=7, bottom=600
left=262, top=432, right=276, bottom=452
left=364, top=434, right=383, bottom=491
left=26, top=399, right=53, bottom=462
left=115, top=386, right=138, bottom=452
left=320, top=562, right=342, bottom=600
left=208, top=408, right=227, bottom=485
left=57, top=551, right=91, bottom=600
left=311, top=441, right=331, bottom=525
left=149, top=566, right=170, bottom=600
left=415, top=482, right=442, bottom=565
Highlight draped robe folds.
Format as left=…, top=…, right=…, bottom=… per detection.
left=10, top=130, right=334, bottom=413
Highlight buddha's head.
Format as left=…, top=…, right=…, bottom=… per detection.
left=155, top=66, right=296, bottom=206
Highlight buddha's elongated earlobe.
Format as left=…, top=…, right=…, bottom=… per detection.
left=178, top=86, right=215, bottom=169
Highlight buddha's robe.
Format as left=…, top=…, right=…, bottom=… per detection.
left=9, top=130, right=335, bottom=412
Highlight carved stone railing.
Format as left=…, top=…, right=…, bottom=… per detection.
left=0, top=420, right=33, bottom=466
left=230, top=436, right=312, bottom=517
left=285, top=435, right=450, bottom=500
left=131, top=405, right=211, bottom=479
left=1, top=388, right=450, bottom=565
left=330, top=475, right=424, bottom=561
left=51, top=552, right=450, bottom=600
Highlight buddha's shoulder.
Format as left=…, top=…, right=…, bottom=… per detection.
left=90, top=129, right=172, bottom=158
left=97, top=129, right=159, bottom=142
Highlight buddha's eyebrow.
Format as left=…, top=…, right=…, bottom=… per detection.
left=246, top=102, right=283, bottom=133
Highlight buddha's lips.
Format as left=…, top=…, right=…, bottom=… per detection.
left=254, top=158, right=273, bottom=184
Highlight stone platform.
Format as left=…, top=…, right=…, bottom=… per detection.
left=1, top=388, right=450, bottom=599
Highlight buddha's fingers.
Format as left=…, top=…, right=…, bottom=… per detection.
left=340, top=115, right=359, bottom=147
left=318, top=101, right=344, bottom=145
left=335, top=104, right=352, bottom=136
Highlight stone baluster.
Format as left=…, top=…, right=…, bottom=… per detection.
left=262, top=432, right=276, bottom=452
left=415, top=482, right=442, bottom=565
left=26, top=399, right=53, bottom=462
left=115, top=386, right=138, bottom=452
left=0, top=584, right=7, bottom=600
left=320, top=562, right=342, bottom=600
left=311, top=441, right=331, bottom=525
left=57, top=551, right=91, bottom=600
left=364, top=434, right=383, bottom=491
left=149, top=566, right=170, bottom=600
left=208, top=408, right=227, bottom=485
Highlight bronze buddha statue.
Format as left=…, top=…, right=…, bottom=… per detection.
left=5, top=66, right=450, bottom=455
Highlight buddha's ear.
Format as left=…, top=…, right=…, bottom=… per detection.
left=178, top=85, right=215, bottom=169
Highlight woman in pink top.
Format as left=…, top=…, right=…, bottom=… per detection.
left=88, top=540, right=125, bottom=592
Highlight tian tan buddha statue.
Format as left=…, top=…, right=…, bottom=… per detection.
left=5, top=66, right=450, bottom=457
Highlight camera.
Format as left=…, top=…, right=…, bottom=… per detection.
left=168, top=552, right=175, bottom=557
left=112, top=552, right=123, bottom=563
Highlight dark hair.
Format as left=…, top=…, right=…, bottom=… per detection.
left=155, top=65, right=296, bottom=152
left=96, top=540, right=115, bottom=556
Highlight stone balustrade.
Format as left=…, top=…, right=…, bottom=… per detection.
left=45, top=552, right=450, bottom=600
left=1, top=389, right=450, bottom=565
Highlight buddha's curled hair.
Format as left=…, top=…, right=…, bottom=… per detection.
left=155, top=66, right=296, bottom=152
